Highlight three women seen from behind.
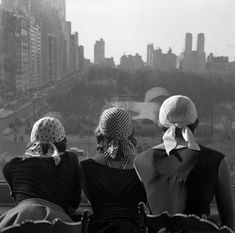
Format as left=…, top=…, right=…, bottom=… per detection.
left=1, top=101, right=234, bottom=232
left=80, top=107, right=147, bottom=233
left=0, top=117, right=82, bottom=229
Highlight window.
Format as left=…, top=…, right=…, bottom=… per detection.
left=0, top=0, right=234, bottom=196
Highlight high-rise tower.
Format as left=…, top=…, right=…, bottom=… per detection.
left=180, top=32, right=206, bottom=73
left=197, top=33, right=205, bottom=54
left=94, top=39, right=105, bottom=64
left=147, top=43, right=154, bottom=67
left=185, top=33, right=192, bottom=53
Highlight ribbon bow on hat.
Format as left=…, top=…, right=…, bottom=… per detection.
left=98, top=107, right=135, bottom=169
left=23, top=117, right=65, bottom=166
left=159, top=95, right=200, bottom=155
left=24, top=140, right=61, bottom=166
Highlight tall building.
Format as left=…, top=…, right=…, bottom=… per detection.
left=105, top=57, right=115, bottom=68
left=1, top=0, right=31, bottom=13
left=179, top=33, right=206, bottom=73
left=133, top=53, right=145, bottom=70
left=152, top=48, right=177, bottom=71
left=0, top=0, right=75, bottom=96
left=0, top=6, right=3, bottom=103
left=147, top=43, right=154, bottom=67
left=40, top=0, right=68, bottom=83
left=94, top=38, right=105, bottom=64
left=78, top=45, right=85, bottom=71
left=15, top=11, right=30, bottom=92
left=70, top=32, right=79, bottom=72
left=197, top=33, right=205, bottom=54
left=29, top=16, right=41, bottom=89
left=119, top=54, right=144, bottom=71
left=0, top=6, right=18, bottom=99
left=206, top=53, right=229, bottom=73
left=0, top=4, right=39, bottom=95
left=65, top=21, right=71, bottom=73
left=30, top=0, right=43, bottom=23
left=43, top=0, right=65, bottom=20
left=146, top=43, right=177, bottom=71
left=48, top=33, right=57, bottom=81
left=1, top=0, right=18, bottom=10
left=120, top=55, right=134, bottom=71
left=185, top=32, right=192, bottom=53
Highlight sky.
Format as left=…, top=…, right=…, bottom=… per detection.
left=66, top=0, right=235, bottom=64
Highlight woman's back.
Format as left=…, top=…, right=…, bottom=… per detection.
left=83, top=107, right=147, bottom=232
left=81, top=158, right=146, bottom=221
left=3, top=151, right=81, bottom=212
left=134, top=145, right=224, bottom=216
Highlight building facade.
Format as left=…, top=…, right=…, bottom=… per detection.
left=119, top=53, right=144, bottom=71
left=70, top=32, right=79, bottom=72
left=179, top=33, right=206, bottom=73
left=0, top=0, right=80, bottom=100
left=94, top=38, right=105, bottom=64
left=78, top=45, right=85, bottom=71
left=146, top=43, right=177, bottom=71
left=152, top=48, right=177, bottom=71
left=147, top=43, right=154, bottom=67
left=206, top=53, right=229, bottom=73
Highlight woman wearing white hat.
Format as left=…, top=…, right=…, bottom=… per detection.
left=134, top=95, right=235, bottom=230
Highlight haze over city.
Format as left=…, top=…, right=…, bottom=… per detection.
left=1, top=1, right=235, bottom=227
left=66, top=0, right=235, bottom=64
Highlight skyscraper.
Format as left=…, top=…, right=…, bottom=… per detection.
left=1, top=0, right=30, bottom=13
left=180, top=33, right=206, bottom=73
left=147, top=43, right=154, bottom=67
left=152, top=48, right=177, bottom=71
left=70, top=32, right=79, bottom=72
left=43, top=0, right=65, bottom=20
left=185, top=33, right=192, bottom=53
left=94, top=39, right=105, bottom=64
left=65, top=21, right=72, bottom=73
left=78, top=45, right=85, bottom=70
left=197, top=33, right=205, bottom=54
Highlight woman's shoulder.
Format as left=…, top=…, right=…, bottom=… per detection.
left=61, top=150, right=79, bottom=160
left=134, top=146, right=162, bottom=163
left=199, top=145, right=225, bottom=159
left=3, top=156, right=27, bottom=168
left=80, top=158, right=96, bottom=168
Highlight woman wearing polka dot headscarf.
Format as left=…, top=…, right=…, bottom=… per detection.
left=0, top=117, right=82, bottom=229
left=80, top=107, right=147, bottom=233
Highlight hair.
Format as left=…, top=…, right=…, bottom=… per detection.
left=159, top=119, right=199, bottom=138
left=26, top=137, right=67, bottom=155
left=95, top=127, right=137, bottom=159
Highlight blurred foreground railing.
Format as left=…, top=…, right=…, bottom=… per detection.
left=1, top=182, right=235, bottom=224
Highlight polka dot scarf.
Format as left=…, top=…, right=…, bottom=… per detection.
left=23, top=117, right=65, bottom=165
left=98, top=107, right=135, bottom=169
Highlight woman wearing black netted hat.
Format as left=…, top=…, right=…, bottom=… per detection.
left=80, top=107, right=147, bottom=233
left=0, top=117, right=82, bottom=229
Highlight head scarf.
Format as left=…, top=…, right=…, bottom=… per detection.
left=159, top=95, right=200, bottom=155
left=98, top=107, right=135, bottom=169
left=23, top=117, right=66, bottom=165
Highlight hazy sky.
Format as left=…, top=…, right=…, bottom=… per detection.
left=66, top=0, right=235, bottom=64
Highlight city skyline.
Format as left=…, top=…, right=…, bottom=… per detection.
left=66, top=0, right=235, bottom=64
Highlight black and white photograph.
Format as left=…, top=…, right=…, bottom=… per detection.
left=0, top=0, right=235, bottom=232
